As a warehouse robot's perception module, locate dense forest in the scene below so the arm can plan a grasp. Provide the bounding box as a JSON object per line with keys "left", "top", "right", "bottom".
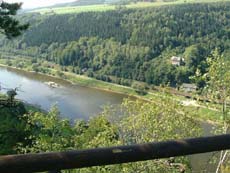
{"left": 1, "top": 2, "right": 230, "bottom": 87}
{"left": 2, "top": 1, "right": 230, "bottom": 172}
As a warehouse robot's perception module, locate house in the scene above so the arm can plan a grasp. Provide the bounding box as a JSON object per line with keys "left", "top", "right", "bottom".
{"left": 81, "top": 68, "right": 88, "bottom": 73}
{"left": 171, "top": 56, "right": 185, "bottom": 66}
{"left": 180, "top": 83, "right": 197, "bottom": 93}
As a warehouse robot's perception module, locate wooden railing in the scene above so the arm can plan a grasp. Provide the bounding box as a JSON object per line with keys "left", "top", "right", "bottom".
{"left": 0, "top": 134, "right": 230, "bottom": 173}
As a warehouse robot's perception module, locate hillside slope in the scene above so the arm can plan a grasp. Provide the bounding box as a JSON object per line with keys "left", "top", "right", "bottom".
{"left": 1, "top": 2, "right": 230, "bottom": 87}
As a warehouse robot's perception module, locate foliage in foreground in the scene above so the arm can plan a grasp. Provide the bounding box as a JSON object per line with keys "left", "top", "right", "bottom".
{"left": 12, "top": 97, "right": 200, "bottom": 173}
{"left": 0, "top": 102, "right": 28, "bottom": 154}
{"left": 201, "top": 50, "right": 230, "bottom": 172}
{"left": 0, "top": 1, "right": 28, "bottom": 38}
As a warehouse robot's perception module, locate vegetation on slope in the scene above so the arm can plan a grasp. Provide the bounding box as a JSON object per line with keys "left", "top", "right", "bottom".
{"left": 0, "top": 97, "right": 28, "bottom": 154}
{"left": 1, "top": 2, "right": 230, "bottom": 89}
{"left": 1, "top": 51, "right": 230, "bottom": 172}
{"left": 1, "top": 97, "right": 201, "bottom": 172}
{"left": 1, "top": 1, "right": 230, "bottom": 172}
{"left": 0, "top": 1, "right": 28, "bottom": 38}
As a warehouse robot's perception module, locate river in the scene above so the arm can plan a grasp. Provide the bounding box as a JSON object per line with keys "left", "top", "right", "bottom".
{"left": 0, "top": 66, "right": 221, "bottom": 172}
{"left": 0, "top": 66, "right": 127, "bottom": 120}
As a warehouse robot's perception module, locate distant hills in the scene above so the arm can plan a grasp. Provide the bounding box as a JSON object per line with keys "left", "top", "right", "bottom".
{"left": 22, "top": 0, "right": 120, "bottom": 12}
{"left": 51, "top": 0, "right": 117, "bottom": 7}
{"left": 49, "top": 0, "right": 175, "bottom": 8}
{"left": 21, "top": 0, "right": 230, "bottom": 13}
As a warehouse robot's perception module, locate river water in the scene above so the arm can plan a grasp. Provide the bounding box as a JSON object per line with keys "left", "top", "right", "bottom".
{"left": 0, "top": 66, "right": 126, "bottom": 120}
{"left": 0, "top": 66, "right": 221, "bottom": 172}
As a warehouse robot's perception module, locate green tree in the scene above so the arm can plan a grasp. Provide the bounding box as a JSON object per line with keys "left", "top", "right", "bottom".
{"left": 19, "top": 106, "right": 74, "bottom": 153}
{"left": 205, "top": 50, "right": 230, "bottom": 121}
{"left": 18, "top": 97, "right": 201, "bottom": 173}
{"left": 0, "top": 102, "right": 28, "bottom": 155}
{"left": 111, "top": 97, "right": 200, "bottom": 173}
{"left": 131, "top": 81, "right": 148, "bottom": 95}
{"left": 203, "top": 50, "right": 230, "bottom": 173}
{"left": 0, "top": 1, "right": 28, "bottom": 38}
{"left": 6, "top": 88, "right": 17, "bottom": 104}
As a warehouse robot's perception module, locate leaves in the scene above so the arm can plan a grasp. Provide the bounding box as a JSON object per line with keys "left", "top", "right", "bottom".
{"left": 203, "top": 50, "right": 230, "bottom": 172}
{"left": 0, "top": 1, "right": 29, "bottom": 38}
{"left": 20, "top": 105, "right": 74, "bottom": 153}
{"left": 119, "top": 97, "right": 200, "bottom": 144}
{"left": 15, "top": 97, "right": 201, "bottom": 172}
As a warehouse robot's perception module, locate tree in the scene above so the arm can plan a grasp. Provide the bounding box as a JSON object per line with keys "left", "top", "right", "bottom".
{"left": 18, "top": 105, "right": 74, "bottom": 153}
{"left": 112, "top": 97, "right": 200, "bottom": 173}
{"left": 0, "top": 102, "right": 27, "bottom": 155}
{"left": 0, "top": 1, "right": 28, "bottom": 38}
{"left": 17, "top": 97, "right": 201, "bottom": 173}
{"left": 6, "top": 88, "right": 17, "bottom": 104}
{"left": 131, "top": 81, "right": 148, "bottom": 95}
{"left": 205, "top": 50, "right": 230, "bottom": 121}
{"left": 203, "top": 50, "right": 230, "bottom": 173}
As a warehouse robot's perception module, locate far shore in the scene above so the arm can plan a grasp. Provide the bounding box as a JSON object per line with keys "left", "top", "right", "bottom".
{"left": 0, "top": 63, "right": 222, "bottom": 124}
{"left": 0, "top": 63, "right": 150, "bottom": 101}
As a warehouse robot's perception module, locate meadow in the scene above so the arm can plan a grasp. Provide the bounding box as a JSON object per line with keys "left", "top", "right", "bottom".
{"left": 32, "top": 0, "right": 230, "bottom": 14}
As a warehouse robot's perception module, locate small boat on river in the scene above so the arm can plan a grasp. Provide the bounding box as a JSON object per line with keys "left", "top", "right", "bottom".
{"left": 45, "top": 81, "right": 60, "bottom": 88}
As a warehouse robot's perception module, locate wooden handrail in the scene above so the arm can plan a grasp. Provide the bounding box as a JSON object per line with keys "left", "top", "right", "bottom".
{"left": 0, "top": 134, "right": 230, "bottom": 173}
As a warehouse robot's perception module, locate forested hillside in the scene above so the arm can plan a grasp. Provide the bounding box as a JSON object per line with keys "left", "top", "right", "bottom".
{"left": 2, "top": 2, "right": 230, "bottom": 172}
{"left": 1, "top": 2, "right": 230, "bottom": 87}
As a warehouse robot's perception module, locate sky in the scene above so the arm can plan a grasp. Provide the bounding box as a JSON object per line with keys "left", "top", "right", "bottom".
{"left": 4, "top": 0, "right": 76, "bottom": 9}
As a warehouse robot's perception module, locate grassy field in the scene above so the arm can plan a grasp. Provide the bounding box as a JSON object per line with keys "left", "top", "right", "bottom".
{"left": 32, "top": 0, "right": 230, "bottom": 14}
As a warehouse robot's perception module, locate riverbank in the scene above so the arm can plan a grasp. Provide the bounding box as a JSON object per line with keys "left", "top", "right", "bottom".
{"left": 0, "top": 62, "right": 194, "bottom": 104}
{"left": 0, "top": 62, "right": 152, "bottom": 101}
{"left": 0, "top": 61, "right": 222, "bottom": 123}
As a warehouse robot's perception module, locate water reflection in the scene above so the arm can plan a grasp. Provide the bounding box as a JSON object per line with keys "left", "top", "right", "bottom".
{"left": 0, "top": 66, "right": 126, "bottom": 120}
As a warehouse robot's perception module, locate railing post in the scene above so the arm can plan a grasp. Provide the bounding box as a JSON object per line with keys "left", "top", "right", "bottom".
{"left": 0, "top": 134, "right": 230, "bottom": 173}
{"left": 48, "top": 170, "right": 62, "bottom": 173}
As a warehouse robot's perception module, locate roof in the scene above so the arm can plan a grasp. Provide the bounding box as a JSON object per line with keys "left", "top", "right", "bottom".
{"left": 171, "top": 56, "right": 184, "bottom": 61}
{"left": 181, "top": 83, "right": 197, "bottom": 89}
